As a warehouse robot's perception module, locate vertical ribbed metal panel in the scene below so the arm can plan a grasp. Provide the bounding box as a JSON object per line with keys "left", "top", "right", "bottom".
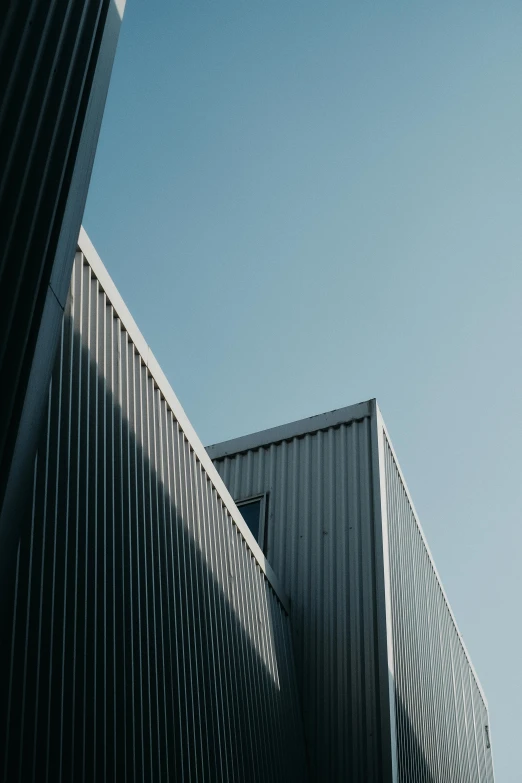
{"left": 0, "top": 0, "right": 109, "bottom": 484}
{"left": 212, "top": 417, "right": 386, "bottom": 782}
{"left": 383, "top": 432, "right": 494, "bottom": 783}
{"left": 0, "top": 249, "right": 307, "bottom": 782}
{"left": 0, "top": 0, "right": 125, "bottom": 604}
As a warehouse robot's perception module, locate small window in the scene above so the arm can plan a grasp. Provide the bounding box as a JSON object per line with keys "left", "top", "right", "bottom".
{"left": 236, "top": 494, "right": 268, "bottom": 551}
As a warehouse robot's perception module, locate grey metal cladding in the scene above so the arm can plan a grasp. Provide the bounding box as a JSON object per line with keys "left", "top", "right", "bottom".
{"left": 0, "top": 0, "right": 125, "bottom": 602}
{"left": 0, "top": 0, "right": 108, "bottom": 465}
{"left": 383, "top": 431, "right": 494, "bottom": 783}
{"left": 0, "top": 247, "right": 307, "bottom": 782}
{"left": 211, "top": 404, "right": 494, "bottom": 783}
{"left": 212, "top": 415, "right": 387, "bottom": 782}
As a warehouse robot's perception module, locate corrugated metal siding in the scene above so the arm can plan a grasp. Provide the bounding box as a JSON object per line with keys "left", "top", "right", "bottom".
{"left": 0, "top": 0, "right": 110, "bottom": 492}
{"left": 213, "top": 418, "right": 387, "bottom": 783}
{"left": 383, "top": 432, "right": 494, "bottom": 783}
{"left": 0, "top": 0, "right": 124, "bottom": 602}
{"left": 0, "top": 251, "right": 307, "bottom": 782}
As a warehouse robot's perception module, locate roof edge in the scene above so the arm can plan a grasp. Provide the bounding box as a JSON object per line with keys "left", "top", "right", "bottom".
{"left": 206, "top": 399, "right": 374, "bottom": 459}
{"left": 77, "top": 227, "right": 290, "bottom": 614}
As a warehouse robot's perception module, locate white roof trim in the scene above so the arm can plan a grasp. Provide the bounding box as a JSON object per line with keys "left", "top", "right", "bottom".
{"left": 206, "top": 400, "right": 373, "bottom": 459}
{"left": 77, "top": 227, "right": 290, "bottom": 614}
{"left": 112, "top": 0, "right": 126, "bottom": 20}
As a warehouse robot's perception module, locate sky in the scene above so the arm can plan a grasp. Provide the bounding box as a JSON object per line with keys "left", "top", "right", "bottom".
{"left": 84, "top": 1, "right": 521, "bottom": 778}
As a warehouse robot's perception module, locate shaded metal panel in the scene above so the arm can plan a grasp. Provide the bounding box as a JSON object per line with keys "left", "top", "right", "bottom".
{"left": 212, "top": 416, "right": 388, "bottom": 782}
{"left": 382, "top": 429, "right": 494, "bottom": 782}
{"left": 0, "top": 244, "right": 307, "bottom": 782}
{"left": 0, "top": 0, "right": 125, "bottom": 603}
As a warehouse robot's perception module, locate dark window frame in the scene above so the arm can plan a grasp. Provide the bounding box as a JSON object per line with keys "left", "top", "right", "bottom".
{"left": 236, "top": 492, "right": 269, "bottom": 553}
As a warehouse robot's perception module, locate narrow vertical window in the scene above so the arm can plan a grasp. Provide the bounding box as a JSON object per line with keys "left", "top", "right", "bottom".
{"left": 236, "top": 494, "right": 268, "bottom": 552}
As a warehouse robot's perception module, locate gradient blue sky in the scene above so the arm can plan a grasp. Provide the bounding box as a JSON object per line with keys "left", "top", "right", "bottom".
{"left": 84, "top": 1, "right": 521, "bottom": 778}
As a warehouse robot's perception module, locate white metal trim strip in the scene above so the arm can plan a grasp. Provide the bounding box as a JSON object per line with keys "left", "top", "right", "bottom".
{"left": 371, "top": 400, "right": 399, "bottom": 783}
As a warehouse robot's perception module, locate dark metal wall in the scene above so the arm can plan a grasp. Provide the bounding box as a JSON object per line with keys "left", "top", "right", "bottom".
{"left": 210, "top": 408, "right": 392, "bottom": 783}
{"left": 0, "top": 248, "right": 307, "bottom": 782}
{"left": 0, "top": 0, "right": 124, "bottom": 596}
{"left": 383, "top": 433, "right": 494, "bottom": 783}
{"left": 209, "top": 403, "right": 495, "bottom": 783}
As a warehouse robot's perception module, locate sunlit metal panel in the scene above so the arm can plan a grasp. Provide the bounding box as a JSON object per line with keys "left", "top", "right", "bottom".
{"left": 381, "top": 414, "right": 495, "bottom": 783}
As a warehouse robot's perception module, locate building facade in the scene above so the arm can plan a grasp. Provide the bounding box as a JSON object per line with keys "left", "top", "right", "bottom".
{"left": 208, "top": 402, "right": 495, "bottom": 783}
{"left": 0, "top": 0, "right": 127, "bottom": 605}
{"left": 0, "top": 231, "right": 308, "bottom": 783}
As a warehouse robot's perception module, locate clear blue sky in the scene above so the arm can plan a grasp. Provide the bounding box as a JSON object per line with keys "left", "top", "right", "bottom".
{"left": 84, "top": 1, "right": 521, "bottom": 778}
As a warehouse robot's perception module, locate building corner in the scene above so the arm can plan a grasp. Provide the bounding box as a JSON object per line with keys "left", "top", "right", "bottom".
{"left": 369, "top": 399, "right": 398, "bottom": 783}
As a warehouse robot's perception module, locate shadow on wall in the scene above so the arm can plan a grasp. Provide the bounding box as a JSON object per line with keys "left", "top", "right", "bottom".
{"left": 0, "top": 313, "right": 308, "bottom": 783}
{"left": 393, "top": 680, "right": 492, "bottom": 782}
{"left": 394, "top": 684, "right": 436, "bottom": 783}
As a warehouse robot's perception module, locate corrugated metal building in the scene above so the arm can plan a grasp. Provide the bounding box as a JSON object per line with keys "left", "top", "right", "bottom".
{"left": 0, "top": 230, "right": 308, "bottom": 783}
{"left": 208, "top": 401, "right": 495, "bottom": 783}
{"left": 0, "top": 0, "right": 126, "bottom": 603}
